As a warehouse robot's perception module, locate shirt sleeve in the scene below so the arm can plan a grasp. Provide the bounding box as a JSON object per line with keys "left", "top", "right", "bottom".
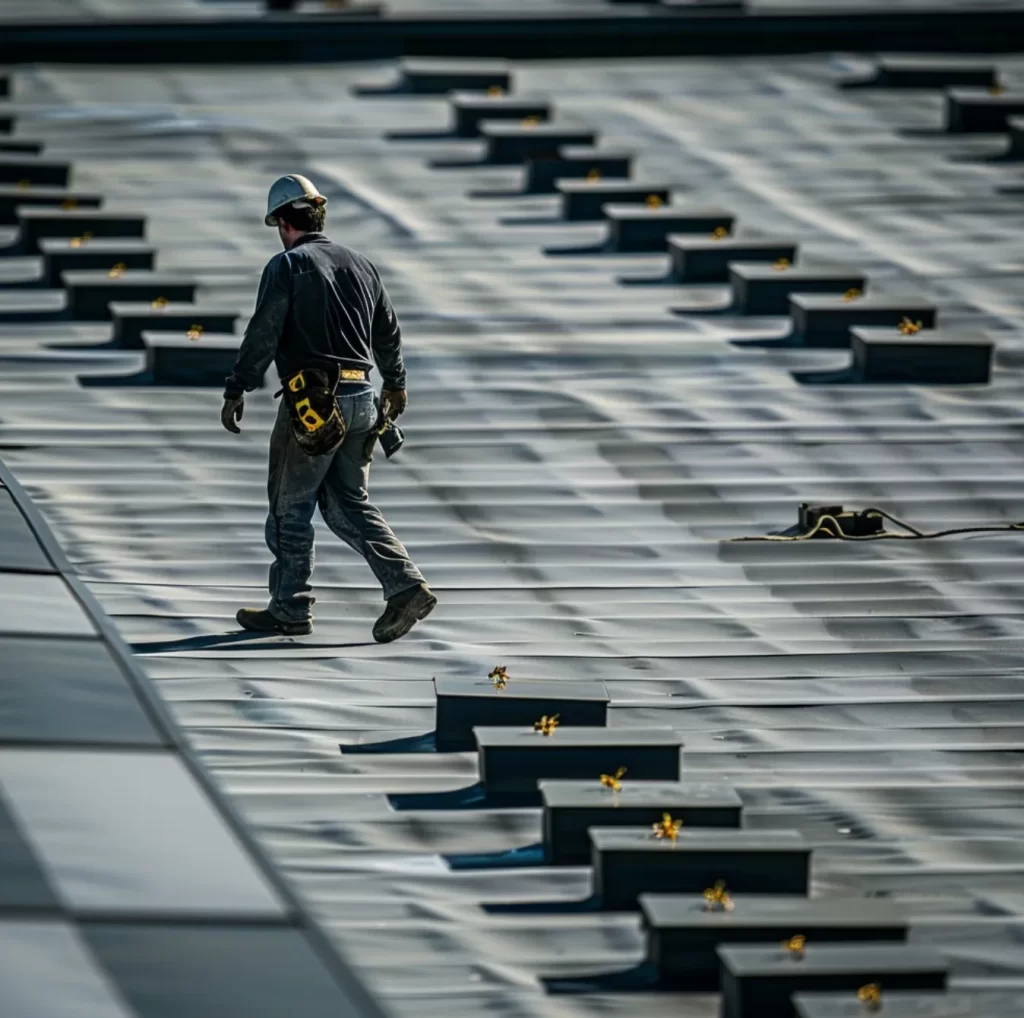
{"left": 370, "top": 277, "right": 407, "bottom": 390}
{"left": 224, "top": 255, "right": 290, "bottom": 396}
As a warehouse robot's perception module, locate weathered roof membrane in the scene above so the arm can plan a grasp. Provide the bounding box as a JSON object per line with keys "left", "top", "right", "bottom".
{"left": 2, "top": 49, "right": 1024, "bottom": 1018}
{"left": 2, "top": 2, "right": 1024, "bottom": 64}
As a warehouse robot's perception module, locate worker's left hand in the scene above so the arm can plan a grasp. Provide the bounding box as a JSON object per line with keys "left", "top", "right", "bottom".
{"left": 221, "top": 395, "right": 244, "bottom": 434}
{"left": 381, "top": 387, "right": 407, "bottom": 420}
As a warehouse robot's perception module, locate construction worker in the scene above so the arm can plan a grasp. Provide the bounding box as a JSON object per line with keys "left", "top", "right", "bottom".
{"left": 221, "top": 174, "right": 435, "bottom": 641}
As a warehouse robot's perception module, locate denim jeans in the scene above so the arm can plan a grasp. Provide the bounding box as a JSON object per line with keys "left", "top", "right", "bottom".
{"left": 265, "top": 388, "right": 424, "bottom": 622}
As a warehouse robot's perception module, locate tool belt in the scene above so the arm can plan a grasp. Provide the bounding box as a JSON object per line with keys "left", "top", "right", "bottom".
{"left": 278, "top": 366, "right": 363, "bottom": 456}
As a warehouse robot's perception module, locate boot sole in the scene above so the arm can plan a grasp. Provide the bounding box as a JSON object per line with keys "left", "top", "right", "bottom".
{"left": 236, "top": 610, "right": 312, "bottom": 637}
{"left": 373, "top": 590, "right": 437, "bottom": 644}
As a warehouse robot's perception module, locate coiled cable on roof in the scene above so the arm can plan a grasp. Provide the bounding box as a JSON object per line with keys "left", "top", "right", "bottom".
{"left": 732, "top": 507, "right": 1024, "bottom": 543}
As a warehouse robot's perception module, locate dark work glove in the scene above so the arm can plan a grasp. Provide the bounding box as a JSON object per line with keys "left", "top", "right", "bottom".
{"left": 381, "top": 387, "right": 407, "bottom": 420}
{"left": 221, "top": 395, "right": 244, "bottom": 434}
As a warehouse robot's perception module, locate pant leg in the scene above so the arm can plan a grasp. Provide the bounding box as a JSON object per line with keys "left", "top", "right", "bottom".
{"left": 265, "top": 400, "right": 334, "bottom": 621}
{"left": 317, "top": 389, "right": 425, "bottom": 601}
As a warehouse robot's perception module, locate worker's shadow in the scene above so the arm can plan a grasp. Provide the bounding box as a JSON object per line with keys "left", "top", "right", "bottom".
{"left": 130, "top": 631, "right": 374, "bottom": 654}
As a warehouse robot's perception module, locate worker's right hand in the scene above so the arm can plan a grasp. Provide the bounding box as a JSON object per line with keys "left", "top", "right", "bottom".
{"left": 221, "top": 395, "right": 244, "bottom": 434}
{"left": 381, "top": 387, "right": 407, "bottom": 420}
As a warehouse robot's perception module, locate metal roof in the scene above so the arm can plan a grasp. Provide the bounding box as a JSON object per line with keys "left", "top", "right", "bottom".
{"left": 2, "top": 48, "right": 1024, "bottom": 1018}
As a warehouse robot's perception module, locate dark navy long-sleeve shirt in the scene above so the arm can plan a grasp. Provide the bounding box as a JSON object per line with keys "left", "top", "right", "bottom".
{"left": 225, "top": 233, "right": 406, "bottom": 396}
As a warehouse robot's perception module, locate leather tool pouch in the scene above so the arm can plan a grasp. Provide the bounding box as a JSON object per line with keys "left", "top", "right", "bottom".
{"left": 280, "top": 367, "right": 346, "bottom": 456}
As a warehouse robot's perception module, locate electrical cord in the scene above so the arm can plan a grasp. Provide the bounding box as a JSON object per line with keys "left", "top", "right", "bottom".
{"left": 732, "top": 508, "right": 1024, "bottom": 543}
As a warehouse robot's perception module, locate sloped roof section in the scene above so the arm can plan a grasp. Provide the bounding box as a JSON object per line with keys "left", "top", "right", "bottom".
{"left": 2, "top": 48, "right": 1024, "bottom": 1018}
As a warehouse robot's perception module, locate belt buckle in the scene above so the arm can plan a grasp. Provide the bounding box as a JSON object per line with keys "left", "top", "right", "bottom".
{"left": 340, "top": 369, "right": 364, "bottom": 382}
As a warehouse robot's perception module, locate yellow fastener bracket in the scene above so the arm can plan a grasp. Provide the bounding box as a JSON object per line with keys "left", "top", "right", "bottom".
{"left": 783, "top": 934, "right": 806, "bottom": 959}
{"left": 651, "top": 812, "right": 683, "bottom": 841}
{"left": 16, "top": 178, "right": 30, "bottom": 191}
{"left": 60, "top": 198, "right": 78, "bottom": 210}
{"left": 521, "top": 116, "right": 539, "bottom": 127}
{"left": 586, "top": 169, "right": 601, "bottom": 182}
{"left": 897, "top": 317, "right": 922, "bottom": 335}
{"left": 988, "top": 85, "right": 1005, "bottom": 96}
{"left": 702, "top": 880, "right": 734, "bottom": 912}
{"left": 772, "top": 257, "right": 791, "bottom": 271}
{"left": 487, "top": 86, "right": 504, "bottom": 97}
{"left": 533, "top": 714, "right": 559, "bottom": 736}
{"left": 857, "top": 984, "right": 882, "bottom": 1012}
{"left": 186, "top": 324, "right": 204, "bottom": 341}
{"left": 69, "top": 232, "right": 93, "bottom": 248}
{"left": 151, "top": 296, "right": 169, "bottom": 309}
{"left": 842, "top": 288, "right": 862, "bottom": 302}
{"left": 107, "top": 262, "right": 126, "bottom": 279}
{"left": 646, "top": 194, "right": 663, "bottom": 209}
{"left": 488, "top": 665, "right": 509, "bottom": 690}
{"left": 599, "top": 766, "right": 627, "bottom": 791}
{"left": 710, "top": 226, "right": 729, "bottom": 240}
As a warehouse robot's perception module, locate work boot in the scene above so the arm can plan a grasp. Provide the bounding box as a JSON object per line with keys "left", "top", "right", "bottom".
{"left": 236, "top": 607, "right": 312, "bottom": 637}
{"left": 373, "top": 583, "right": 437, "bottom": 644}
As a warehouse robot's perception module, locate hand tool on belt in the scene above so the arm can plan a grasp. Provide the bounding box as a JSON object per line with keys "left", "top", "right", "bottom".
{"left": 364, "top": 395, "right": 406, "bottom": 460}
{"left": 277, "top": 366, "right": 365, "bottom": 456}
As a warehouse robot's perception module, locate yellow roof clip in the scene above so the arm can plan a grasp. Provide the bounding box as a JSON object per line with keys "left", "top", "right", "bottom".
{"left": 533, "top": 714, "right": 559, "bottom": 736}
{"left": 599, "top": 766, "right": 626, "bottom": 792}
{"left": 651, "top": 812, "right": 683, "bottom": 841}
{"left": 702, "top": 880, "right": 734, "bottom": 912}
{"left": 857, "top": 983, "right": 882, "bottom": 1012}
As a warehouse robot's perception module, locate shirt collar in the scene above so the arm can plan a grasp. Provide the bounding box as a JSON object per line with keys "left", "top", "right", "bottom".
{"left": 292, "top": 232, "right": 327, "bottom": 248}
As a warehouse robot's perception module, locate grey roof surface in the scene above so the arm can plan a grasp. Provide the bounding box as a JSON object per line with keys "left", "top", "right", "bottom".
{"left": 2, "top": 51, "right": 1024, "bottom": 1017}
{"left": 0, "top": 465, "right": 387, "bottom": 1018}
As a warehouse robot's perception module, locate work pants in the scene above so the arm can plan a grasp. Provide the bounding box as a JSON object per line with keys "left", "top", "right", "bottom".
{"left": 264, "top": 389, "right": 424, "bottom": 622}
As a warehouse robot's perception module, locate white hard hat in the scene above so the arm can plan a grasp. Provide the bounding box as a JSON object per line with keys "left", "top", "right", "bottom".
{"left": 265, "top": 174, "right": 327, "bottom": 226}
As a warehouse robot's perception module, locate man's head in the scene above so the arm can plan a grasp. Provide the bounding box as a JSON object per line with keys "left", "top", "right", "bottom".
{"left": 274, "top": 200, "right": 327, "bottom": 250}
{"left": 264, "top": 174, "right": 327, "bottom": 249}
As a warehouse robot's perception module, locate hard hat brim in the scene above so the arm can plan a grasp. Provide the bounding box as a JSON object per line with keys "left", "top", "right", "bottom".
{"left": 264, "top": 193, "right": 327, "bottom": 228}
